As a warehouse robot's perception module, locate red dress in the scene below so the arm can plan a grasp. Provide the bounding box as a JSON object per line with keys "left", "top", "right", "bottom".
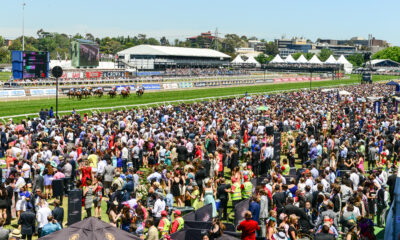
{"left": 81, "top": 166, "right": 92, "bottom": 186}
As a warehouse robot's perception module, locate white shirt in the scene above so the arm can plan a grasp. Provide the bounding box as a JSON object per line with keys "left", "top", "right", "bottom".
{"left": 152, "top": 198, "right": 166, "bottom": 218}
{"left": 22, "top": 163, "right": 31, "bottom": 179}
{"left": 350, "top": 173, "right": 360, "bottom": 191}
{"left": 97, "top": 160, "right": 107, "bottom": 175}
{"left": 37, "top": 206, "right": 52, "bottom": 228}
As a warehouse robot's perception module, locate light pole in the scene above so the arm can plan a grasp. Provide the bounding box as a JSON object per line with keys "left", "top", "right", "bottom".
{"left": 22, "top": 1, "right": 25, "bottom": 51}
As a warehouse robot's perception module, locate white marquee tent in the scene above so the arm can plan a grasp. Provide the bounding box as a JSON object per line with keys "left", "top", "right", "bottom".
{"left": 245, "top": 56, "right": 261, "bottom": 67}
{"left": 337, "top": 55, "right": 353, "bottom": 74}
{"left": 296, "top": 55, "right": 308, "bottom": 63}
{"left": 308, "top": 55, "right": 322, "bottom": 64}
{"left": 270, "top": 54, "right": 285, "bottom": 63}
{"left": 324, "top": 55, "right": 337, "bottom": 64}
{"left": 231, "top": 55, "right": 244, "bottom": 65}
{"left": 285, "top": 55, "right": 296, "bottom": 63}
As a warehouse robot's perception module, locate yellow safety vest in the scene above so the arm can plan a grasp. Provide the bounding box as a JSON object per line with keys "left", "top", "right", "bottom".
{"left": 159, "top": 217, "right": 171, "bottom": 237}
{"left": 231, "top": 182, "right": 242, "bottom": 201}
{"left": 242, "top": 181, "right": 253, "bottom": 199}
{"left": 176, "top": 217, "right": 184, "bottom": 231}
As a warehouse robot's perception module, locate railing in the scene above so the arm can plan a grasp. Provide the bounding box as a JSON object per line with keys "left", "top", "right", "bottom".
{"left": 0, "top": 82, "right": 358, "bottom": 123}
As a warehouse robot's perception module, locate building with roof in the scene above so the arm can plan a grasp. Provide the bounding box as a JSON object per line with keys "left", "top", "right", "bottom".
{"left": 187, "top": 31, "right": 216, "bottom": 48}
{"left": 365, "top": 59, "right": 400, "bottom": 68}
{"left": 117, "top": 45, "right": 231, "bottom": 70}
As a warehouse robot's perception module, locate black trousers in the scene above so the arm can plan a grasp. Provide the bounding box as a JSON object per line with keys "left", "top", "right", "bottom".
{"left": 86, "top": 208, "right": 92, "bottom": 218}
{"left": 22, "top": 234, "right": 32, "bottom": 240}
{"left": 368, "top": 159, "right": 375, "bottom": 170}
{"left": 218, "top": 198, "right": 228, "bottom": 220}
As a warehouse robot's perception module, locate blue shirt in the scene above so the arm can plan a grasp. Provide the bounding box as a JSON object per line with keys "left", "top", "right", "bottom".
{"left": 41, "top": 222, "right": 61, "bottom": 236}
{"left": 249, "top": 201, "right": 260, "bottom": 224}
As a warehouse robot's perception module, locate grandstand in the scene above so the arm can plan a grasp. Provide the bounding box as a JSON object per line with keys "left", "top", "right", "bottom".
{"left": 116, "top": 45, "right": 231, "bottom": 70}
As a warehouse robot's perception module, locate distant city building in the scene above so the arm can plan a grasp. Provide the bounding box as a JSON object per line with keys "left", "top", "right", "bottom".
{"left": 275, "top": 37, "right": 312, "bottom": 57}
{"left": 248, "top": 40, "right": 266, "bottom": 52}
{"left": 314, "top": 43, "right": 357, "bottom": 57}
{"left": 318, "top": 36, "right": 389, "bottom": 49}
{"left": 187, "top": 31, "right": 216, "bottom": 48}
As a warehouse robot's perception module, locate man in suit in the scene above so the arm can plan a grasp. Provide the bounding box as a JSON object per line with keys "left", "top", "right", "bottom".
{"left": 5, "top": 178, "right": 13, "bottom": 225}
{"left": 283, "top": 197, "right": 312, "bottom": 231}
{"left": 0, "top": 129, "right": 7, "bottom": 157}
{"left": 18, "top": 204, "right": 36, "bottom": 240}
{"left": 51, "top": 199, "right": 64, "bottom": 229}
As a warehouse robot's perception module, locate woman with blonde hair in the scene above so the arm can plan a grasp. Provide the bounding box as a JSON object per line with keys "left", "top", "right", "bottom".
{"left": 266, "top": 218, "right": 277, "bottom": 240}
{"left": 288, "top": 214, "right": 299, "bottom": 240}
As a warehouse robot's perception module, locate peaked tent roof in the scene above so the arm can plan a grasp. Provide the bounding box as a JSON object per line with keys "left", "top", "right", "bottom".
{"left": 324, "top": 55, "right": 337, "bottom": 64}
{"left": 231, "top": 55, "right": 244, "bottom": 64}
{"left": 308, "top": 55, "right": 322, "bottom": 64}
{"left": 296, "top": 55, "right": 308, "bottom": 63}
{"left": 39, "top": 217, "right": 140, "bottom": 240}
{"left": 284, "top": 55, "right": 296, "bottom": 63}
{"left": 246, "top": 56, "right": 261, "bottom": 67}
{"left": 270, "top": 54, "right": 284, "bottom": 63}
{"left": 337, "top": 55, "right": 352, "bottom": 65}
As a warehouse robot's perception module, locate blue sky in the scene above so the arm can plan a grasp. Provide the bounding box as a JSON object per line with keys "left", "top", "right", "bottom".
{"left": 1, "top": 0, "right": 399, "bottom": 45}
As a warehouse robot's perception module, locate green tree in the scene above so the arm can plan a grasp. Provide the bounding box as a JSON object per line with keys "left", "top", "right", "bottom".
{"left": 318, "top": 49, "right": 334, "bottom": 62}
{"left": 255, "top": 53, "right": 268, "bottom": 64}
{"left": 292, "top": 52, "right": 302, "bottom": 60}
{"left": 160, "top": 36, "right": 170, "bottom": 46}
{"left": 264, "top": 42, "right": 279, "bottom": 56}
{"left": 0, "top": 36, "right": 4, "bottom": 47}
{"left": 0, "top": 47, "right": 9, "bottom": 63}
{"left": 346, "top": 53, "right": 365, "bottom": 67}
{"left": 304, "top": 52, "right": 314, "bottom": 60}
{"left": 372, "top": 46, "right": 400, "bottom": 63}
{"left": 9, "top": 39, "right": 22, "bottom": 50}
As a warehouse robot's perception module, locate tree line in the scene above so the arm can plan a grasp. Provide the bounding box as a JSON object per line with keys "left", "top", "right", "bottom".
{"left": 0, "top": 29, "right": 399, "bottom": 66}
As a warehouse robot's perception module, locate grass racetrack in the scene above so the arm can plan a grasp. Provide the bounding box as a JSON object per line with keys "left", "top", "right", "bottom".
{"left": 0, "top": 74, "right": 397, "bottom": 118}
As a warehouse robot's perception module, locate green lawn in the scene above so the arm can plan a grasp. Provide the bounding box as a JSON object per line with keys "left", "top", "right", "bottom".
{"left": 0, "top": 74, "right": 397, "bottom": 119}
{"left": 0, "top": 72, "right": 11, "bottom": 81}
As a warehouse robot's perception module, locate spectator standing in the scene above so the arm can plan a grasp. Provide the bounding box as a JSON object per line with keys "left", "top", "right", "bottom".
{"left": 237, "top": 211, "right": 260, "bottom": 240}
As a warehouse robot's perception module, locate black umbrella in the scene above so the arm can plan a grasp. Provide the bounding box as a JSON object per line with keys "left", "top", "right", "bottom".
{"left": 39, "top": 217, "right": 140, "bottom": 240}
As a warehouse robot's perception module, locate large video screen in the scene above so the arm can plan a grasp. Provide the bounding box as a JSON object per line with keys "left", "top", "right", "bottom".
{"left": 23, "top": 52, "right": 48, "bottom": 78}
{"left": 79, "top": 43, "right": 99, "bottom": 67}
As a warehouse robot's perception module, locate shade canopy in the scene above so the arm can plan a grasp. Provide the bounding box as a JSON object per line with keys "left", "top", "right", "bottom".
{"left": 308, "top": 55, "right": 322, "bottom": 64}
{"left": 231, "top": 55, "right": 244, "bottom": 64}
{"left": 324, "top": 55, "right": 337, "bottom": 64}
{"left": 270, "top": 54, "right": 285, "bottom": 63}
{"left": 39, "top": 217, "right": 140, "bottom": 240}
{"left": 284, "top": 55, "right": 296, "bottom": 63}
{"left": 296, "top": 55, "right": 308, "bottom": 63}
{"left": 245, "top": 56, "right": 261, "bottom": 67}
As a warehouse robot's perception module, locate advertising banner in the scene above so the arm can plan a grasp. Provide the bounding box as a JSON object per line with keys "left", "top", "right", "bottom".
{"left": 136, "top": 71, "right": 163, "bottom": 76}
{"left": 179, "top": 82, "right": 193, "bottom": 88}
{"left": 142, "top": 84, "right": 161, "bottom": 90}
{"left": 163, "top": 83, "right": 178, "bottom": 90}
{"left": 102, "top": 71, "right": 126, "bottom": 78}
{"left": 86, "top": 71, "right": 102, "bottom": 78}
{"left": 0, "top": 90, "right": 26, "bottom": 97}
{"left": 61, "top": 72, "right": 84, "bottom": 79}
{"left": 194, "top": 82, "right": 207, "bottom": 87}
{"left": 30, "top": 89, "right": 57, "bottom": 96}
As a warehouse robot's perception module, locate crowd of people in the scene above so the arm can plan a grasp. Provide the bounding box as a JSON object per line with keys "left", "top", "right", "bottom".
{"left": 0, "top": 82, "right": 397, "bottom": 240}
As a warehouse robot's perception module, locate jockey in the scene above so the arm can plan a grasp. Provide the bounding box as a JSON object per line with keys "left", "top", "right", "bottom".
{"left": 97, "top": 87, "right": 103, "bottom": 90}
